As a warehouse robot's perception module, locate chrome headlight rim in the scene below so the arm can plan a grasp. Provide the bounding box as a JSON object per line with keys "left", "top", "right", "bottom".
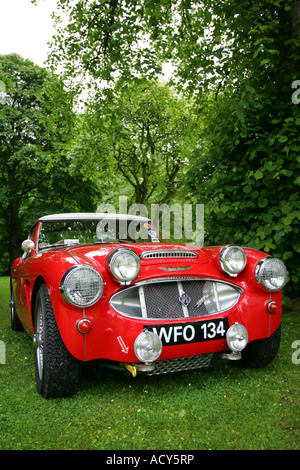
{"left": 108, "top": 248, "right": 140, "bottom": 284}
{"left": 219, "top": 245, "right": 247, "bottom": 277}
{"left": 255, "top": 257, "right": 288, "bottom": 292}
{"left": 60, "top": 265, "right": 104, "bottom": 307}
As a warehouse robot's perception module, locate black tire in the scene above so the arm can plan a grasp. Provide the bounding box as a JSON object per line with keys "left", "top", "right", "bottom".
{"left": 34, "top": 283, "right": 80, "bottom": 398}
{"left": 239, "top": 325, "right": 281, "bottom": 368}
{"left": 10, "top": 287, "right": 23, "bottom": 331}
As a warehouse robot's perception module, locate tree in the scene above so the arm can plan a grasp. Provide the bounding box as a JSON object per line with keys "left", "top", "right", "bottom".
{"left": 40, "top": 0, "right": 300, "bottom": 293}
{"left": 38, "top": 1, "right": 299, "bottom": 85}
{"left": 0, "top": 54, "right": 100, "bottom": 273}
{"left": 69, "top": 79, "right": 201, "bottom": 206}
{"left": 41, "top": 0, "right": 164, "bottom": 85}
{"left": 178, "top": 1, "right": 300, "bottom": 295}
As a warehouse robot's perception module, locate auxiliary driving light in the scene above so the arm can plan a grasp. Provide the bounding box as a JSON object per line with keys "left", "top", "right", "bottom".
{"left": 134, "top": 330, "right": 163, "bottom": 363}
{"left": 219, "top": 245, "right": 247, "bottom": 276}
{"left": 226, "top": 322, "right": 248, "bottom": 353}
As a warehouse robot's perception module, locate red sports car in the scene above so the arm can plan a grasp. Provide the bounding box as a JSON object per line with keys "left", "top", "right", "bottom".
{"left": 10, "top": 213, "right": 288, "bottom": 398}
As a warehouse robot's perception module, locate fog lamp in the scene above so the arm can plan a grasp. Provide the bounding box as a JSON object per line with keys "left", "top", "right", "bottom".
{"left": 134, "top": 330, "right": 162, "bottom": 363}
{"left": 226, "top": 323, "right": 248, "bottom": 353}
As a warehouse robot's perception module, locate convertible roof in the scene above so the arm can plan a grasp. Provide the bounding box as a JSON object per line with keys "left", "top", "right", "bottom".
{"left": 39, "top": 213, "right": 150, "bottom": 222}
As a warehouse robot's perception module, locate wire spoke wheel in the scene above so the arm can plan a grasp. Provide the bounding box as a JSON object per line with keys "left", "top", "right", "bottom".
{"left": 34, "top": 284, "right": 80, "bottom": 398}
{"left": 34, "top": 299, "right": 44, "bottom": 382}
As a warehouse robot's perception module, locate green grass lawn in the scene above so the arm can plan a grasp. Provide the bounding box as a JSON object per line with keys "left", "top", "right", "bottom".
{"left": 0, "top": 276, "right": 299, "bottom": 450}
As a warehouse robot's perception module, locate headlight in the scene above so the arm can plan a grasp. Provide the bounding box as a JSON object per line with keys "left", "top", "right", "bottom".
{"left": 226, "top": 323, "right": 248, "bottom": 352}
{"left": 108, "top": 248, "right": 140, "bottom": 283}
{"left": 219, "top": 245, "right": 247, "bottom": 276}
{"left": 60, "top": 265, "right": 103, "bottom": 307}
{"left": 134, "top": 330, "right": 162, "bottom": 363}
{"left": 255, "top": 257, "right": 288, "bottom": 292}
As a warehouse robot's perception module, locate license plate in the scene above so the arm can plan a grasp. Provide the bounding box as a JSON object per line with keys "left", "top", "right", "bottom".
{"left": 145, "top": 318, "right": 229, "bottom": 346}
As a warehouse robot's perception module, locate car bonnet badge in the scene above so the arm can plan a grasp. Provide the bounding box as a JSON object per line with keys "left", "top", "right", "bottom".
{"left": 179, "top": 292, "right": 191, "bottom": 307}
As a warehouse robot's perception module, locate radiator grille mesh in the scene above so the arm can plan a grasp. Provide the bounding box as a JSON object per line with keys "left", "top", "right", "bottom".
{"left": 110, "top": 279, "right": 241, "bottom": 320}
{"left": 143, "top": 282, "right": 184, "bottom": 319}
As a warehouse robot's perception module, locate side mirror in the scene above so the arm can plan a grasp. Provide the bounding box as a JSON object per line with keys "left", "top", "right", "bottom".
{"left": 21, "top": 239, "right": 35, "bottom": 253}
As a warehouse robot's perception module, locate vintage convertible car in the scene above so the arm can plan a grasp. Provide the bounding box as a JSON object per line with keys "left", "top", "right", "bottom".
{"left": 10, "top": 213, "right": 288, "bottom": 398}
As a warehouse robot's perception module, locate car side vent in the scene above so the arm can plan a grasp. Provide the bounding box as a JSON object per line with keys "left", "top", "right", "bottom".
{"left": 140, "top": 250, "right": 198, "bottom": 259}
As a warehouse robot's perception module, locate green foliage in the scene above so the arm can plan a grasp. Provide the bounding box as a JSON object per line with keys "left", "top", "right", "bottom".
{"left": 69, "top": 79, "right": 201, "bottom": 205}
{"left": 181, "top": 0, "right": 300, "bottom": 294}
{"left": 188, "top": 89, "right": 300, "bottom": 293}
{"left": 45, "top": 0, "right": 163, "bottom": 84}
{"left": 33, "top": 1, "right": 300, "bottom": 293}
{"left": 0, "top": 54, "right": 100, "bottom": 273}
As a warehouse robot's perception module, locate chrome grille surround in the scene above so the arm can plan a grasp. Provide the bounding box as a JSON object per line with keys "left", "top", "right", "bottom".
{"left": 110, "top": 278, "right": 243, "bottom": 320}
{"left": 140, "top": 250, "right": 198, "bottom": 259}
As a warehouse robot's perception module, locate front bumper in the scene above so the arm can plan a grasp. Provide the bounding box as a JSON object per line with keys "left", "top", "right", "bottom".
{"left": 53, "top": 275, "right": 282, "bottom": 365}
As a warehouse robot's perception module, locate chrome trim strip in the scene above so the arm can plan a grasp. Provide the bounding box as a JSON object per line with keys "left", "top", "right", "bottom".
{"left": 213, "top": 282, "right": 220, "bottom": 311}
{"left": 177, "top": 281, "right": 189, "bottom": 318}
{"left": 83, "top": 308, "right": 86, "bottom": 362}
{"left": 134, "top": 277, "right": 244, "bottom": 292}
{"left": 158, "top": 266, "right": 192, "bottom": 271}
{"left": 138, "top": 286, "right": 148, "bottom": 318}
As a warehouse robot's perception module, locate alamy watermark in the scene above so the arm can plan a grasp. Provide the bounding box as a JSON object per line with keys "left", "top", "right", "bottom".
{"left": 0, "top": 80, "right": 7, "bottom": 105}
{"left": 291, "top": 80, "right": 300, "bottom": 105}
{"left": 0, "top": 340, "right": 5, "bottom": 365}
{"left": 291, "top": 340, "right": 300, "bottom": 365}
{"left": 97, "top": 196, "right": 204, "bottom": 246}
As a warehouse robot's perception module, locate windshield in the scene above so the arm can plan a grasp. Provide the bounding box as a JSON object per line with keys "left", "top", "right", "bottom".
{"left": 37, "top": 218, "right": 161, "bottom": 251}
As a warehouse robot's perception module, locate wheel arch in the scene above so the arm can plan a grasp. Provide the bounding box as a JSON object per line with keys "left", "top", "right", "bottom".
{"left": 31, "top": 276, "right": 46, "bottom": 328}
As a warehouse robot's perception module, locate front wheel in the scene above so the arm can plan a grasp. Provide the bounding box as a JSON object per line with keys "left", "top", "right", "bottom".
{"left": 10, "top": 287, "right": 23, "bottom": 331}
{"left": 239, "top": 325, "right": 281, "bottom": 368}
{"left": 34, "top": 284, "right": 80, "bottom": 398}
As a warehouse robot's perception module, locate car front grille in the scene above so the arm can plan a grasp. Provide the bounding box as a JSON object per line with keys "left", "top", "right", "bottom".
{"left": 110, "top": 279, "right": 242, "bottom": 320}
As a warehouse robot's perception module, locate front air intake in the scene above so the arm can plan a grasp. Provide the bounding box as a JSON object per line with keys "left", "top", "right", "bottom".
{"left": 140, "top": 250, "right": 198, "bottom": 259}
{"left": 110, "top": 279, "right": 242, "bottom": 320}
